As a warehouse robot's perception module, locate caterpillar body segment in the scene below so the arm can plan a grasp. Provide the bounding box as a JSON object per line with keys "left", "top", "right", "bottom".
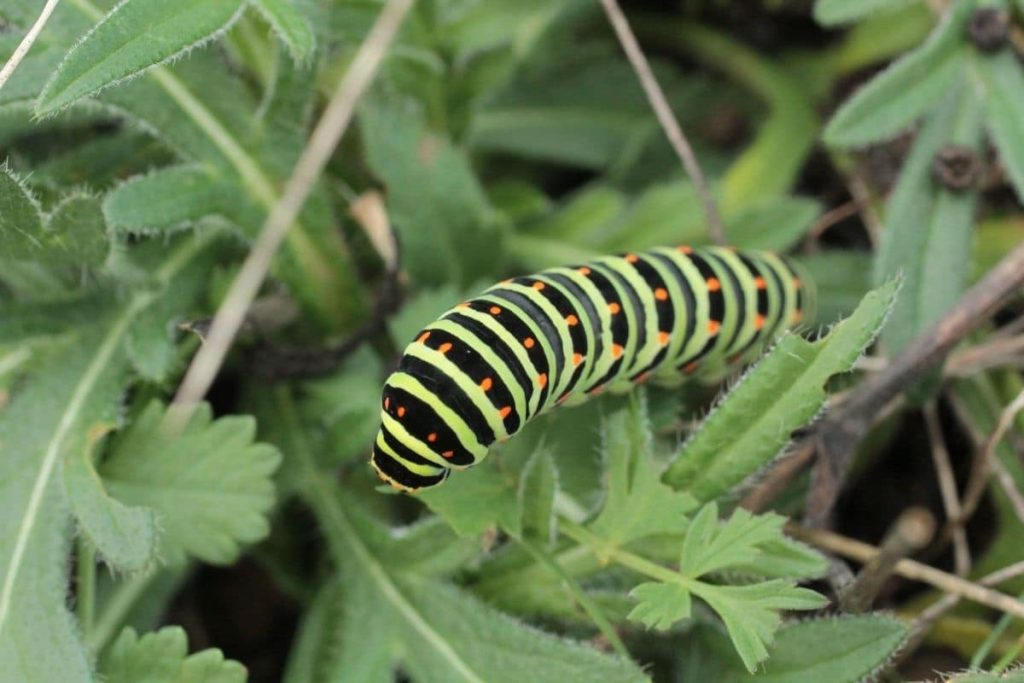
{"left": 371, "top": 246, "right": 812, "bottom": 492}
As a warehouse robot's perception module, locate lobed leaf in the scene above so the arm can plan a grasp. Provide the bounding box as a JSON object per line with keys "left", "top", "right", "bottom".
{"left": 63, "top": 423, "right": 157, "bottom": 572}
{"left": 663, "top": 279, "right": 900, "bottom": 499}
{"left": 252, "top": 0, "right": 317, "bottom": 63}
{"left": 590, "top": 395, "right": 698, "bottom": 545}
{"left": 823, "top": 0, "right": 971, "bottom": 147}
{"left": 693, "top": 581, "right": 828, "bottom": 673}
{"left": 99, "top": 626, "right": 246, "bottom": 683}
{"left": 814, "top": 0, "right": 915, "bottom": 26}
{"left": 628, "top": 582, "right": 692, "bottom": 631}
{"left": 101, "top": 401, "right": 282, "bottom": 565}
{"left": 0, "top": 166, "right": 45, "bottom": 261}
{"left": 679, "top": 503, "right": 786, "bottom": 578}
{"left": 37, "top": 0, "right": 247, "bottom": 116}
{"left": 45, "top": 193, "right": 110, "bottom": 267}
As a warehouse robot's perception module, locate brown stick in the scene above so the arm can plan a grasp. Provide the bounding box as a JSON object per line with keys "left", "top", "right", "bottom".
{"left": 787, "top": 522, "right": 1024, "bottom": 620}
{"left": 805, "top": 241, "right": 1024, "bottom": 527}
{"left": 836, "top": 507, "right": 935, "bottom": 613}
{"left": 598, "top": 0, "right": 725, "bottom": 245}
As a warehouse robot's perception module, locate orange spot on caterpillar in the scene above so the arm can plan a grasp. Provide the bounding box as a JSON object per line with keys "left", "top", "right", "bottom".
{"left": 634, "top": 372, "right": 650, "bottom": 384}
{"left": 397, "top": 406, "right": 406, "bottom": 417}
{"left": 578, "top": 267, "right": 591, "bottom": 276}
{"left": 625, "top": 253, "right": 638, "bottom": 263}
{"left": 608, "top": 302, "right": 621, "bottom": 315}
{"left": 611, "top": 344, "right": 623, "bottom": 358}
{"left": 480, "top": 377, "right": 493, "bottom": 391}
{"left": 532, "top": 281, "right": 546, "bottom": 291}
{"left": 565, "top": 314, "right": 579, "bottom": 326}
{"left": 683, "top": 361, "right": 699, "bottom": 374}
{"left": 658, "top": 331, "right": 670, "bottom": 345}
{"left": 589, "top": 385, "right": 605, "bottom": 396}
{"left": 794, "top": 278, "right": 802, "bottom": 289}
{"left": 427, "top": 433, "right": 437, "bottom": 443}
{"left": 679, "top": 246, "right": 693, "bottom": 254}
{"left": 500, "top": 278, "right": 512, "bottom": 285}
{"left": 456, "top": 302, "right": 470, "bottom": 309}
{"left": 706, "top": 278, "right": 721, "bottom": 292}
{"left": 499, "top": 406, "right": 513, "bottom": 419}
{"left": 384, "top": 397, "right": 390, "bottom": 409}
{"left": 442, "top": 450, "right": 455, "bottom": 458}
{"left": 654, "top": 288, "right": 668, "bottom": 301}
{"left": 417, "top": 332, "right": 430, "bottom": 344}
{"left": 708, "top": 320, "right": 721, "bottom": 335}
{"left": 754, "top": 314, "right": 766, "bottom": 330}
{"left": 572, "top": 353, "right": 583, "bottom": 366}
{"left": 489, "top": 306, "right": 502, "bottom": 315}
{"left": 438, "top": 342, "right": 453, "bottom": 354}
{"left": 792, "top": 309, "right": 803, "bottom": 323}
{"left": 523, "top": 337, "right": 535, "bottom": 349}
{"left": 537, "top": 373, "right": 547, "bottom": 388}
{"left": 754, "top": 276, "right": 766, "bottom": 290}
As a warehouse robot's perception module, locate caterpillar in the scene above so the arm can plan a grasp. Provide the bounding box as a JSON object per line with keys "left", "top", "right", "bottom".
{"left": 371, "top": 246, "right": 811, "bottom": 492}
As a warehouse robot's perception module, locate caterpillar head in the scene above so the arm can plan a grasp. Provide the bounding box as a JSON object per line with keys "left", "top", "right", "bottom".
{"left": 370, "top": 377, "right": 452, "bottom": 493}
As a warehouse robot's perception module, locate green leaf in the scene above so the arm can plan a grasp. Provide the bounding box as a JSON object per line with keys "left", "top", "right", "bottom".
{"left": 252, "top": 0, "right": 316, "bottom": 63}
{"left": 876, "top": 87, "right": 983, "bottom": 361}
{"left": 0, "top": 166, "right": 45, "bottom": 261}
{"left": 101, "top": 401, "right": 281, "bottom": 565}
{"left": 419, "top": 458, "right": 522, "bottom": 538}
{"left": 627, "top": 582, "right": 692, "bottom": 631}
{"left": 679, "top": 503, "right": 786, "bottom": 578}
{"left": 63, "top": 422, "right": 157, "bottom": 572}
{"left": 103, "top": 165, "right": 248, "bottom": 235}
{"left": 361, "top": 97, "right": 505, "bottom": 287}
{"left": 723, "top": 196, "right": 821, "bottom": 252}
{"left": 730, "top": 615, "right": 907, "bottom": 683}
{"left": 0, "top": 334, "right": 120, "bottom": 681}
{"left": 99, "top": 626, "right": 246, "bottom": 683}
{"left": 796, "top": 250, "right": 872, "bottom": 325}
{"left": 45, "top": 193, "right": 110, "bottom": 267}
{"left": 37, "top": 0, "right": 247, "bottom": 116}
{"left": 663, "top": 279, "right": 900, "bottom": 499}
{"left": 946, "top": 673, "right": 1024, "bottom": 683}
{"left": 971, "top": 50, "right": 1024, "bottom": 203}
{"left": 590, "top": 395, "right": 698, "bottom": 545}
{"left": 814, "top": 0, "right": 914, "bottom": 26}
{"left": 518, "top": 450, "right": 558, "bottom": 544}
{"left": 823, "top": 1, "right": 971, "bottom": 147}
{"left": 693, "top": 581, "right": 828, "bottom": 673}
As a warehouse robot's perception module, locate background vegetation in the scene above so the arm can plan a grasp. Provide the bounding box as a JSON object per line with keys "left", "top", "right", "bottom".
{"left": 2, "top": 0, "right": 1024, "bottom": 681}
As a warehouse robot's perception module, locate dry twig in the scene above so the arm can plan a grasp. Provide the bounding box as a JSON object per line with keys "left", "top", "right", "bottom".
{"left": 923, "top": 402, "right": 971, "bottom": 576}
{"left": 787, "top": 522, "right": 1024, "bottom": 620}
{"left": 168, "top": 0, "right": 414, "bottom": 423}
{"left": 806, "top": 241, "right": 1024, "bottom": 526}
{"left": 959, "top": 387, "right": 1024, "bottom": 525}
{"left": 0, "top": 0, "right": 62, "bottom": 93}
{"left": 598, "top": 0, "right": 724, "bottom": 245}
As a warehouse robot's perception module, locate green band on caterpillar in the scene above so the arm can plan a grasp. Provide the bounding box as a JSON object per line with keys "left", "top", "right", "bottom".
{"left": 371, "top": 246, "right": 813, "bottom": 492}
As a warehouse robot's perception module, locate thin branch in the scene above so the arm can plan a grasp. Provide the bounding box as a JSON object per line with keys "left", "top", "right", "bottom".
{"left": 598, "top": 0, "right": 724, "bottom": 245}
{"left": 168, "top": 0, "right": 414, "bottom": 422}
{"left": 837, "top": 507, "right": 935, "bottom": 613}
{"left": 786, "top": 522, "right": 1024, "bottom": 620}
{"left": 806, "top": 241, "right": 1024, "bottom": 526}
{"left": 960, "top": 387, "right": 1024, "bottom": 524}
{"left": 923, "top": 402, "right": 971, "bottom": 576}
{"left": 803, "top": 200, "right": 859, "bottom": 252}
{"left": 0, "top": 0, "right": 62, "bottom": 93}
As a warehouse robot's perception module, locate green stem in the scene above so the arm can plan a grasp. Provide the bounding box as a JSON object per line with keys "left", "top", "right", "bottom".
{"left": 516, "top": 536, "right": 631, "bottom": 660}
{"left": 559, "top": 518, "right": 691, "bottom": 588}
{"left": 86, "top": 570, "right": 155, "bottom": 653}
{"left": 76, "top": 538, "right": 96, "bottom": 640}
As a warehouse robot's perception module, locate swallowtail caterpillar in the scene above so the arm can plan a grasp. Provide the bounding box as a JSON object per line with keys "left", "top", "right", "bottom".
{"left": 371, "top": 246, "right": 811, "bottom": 492}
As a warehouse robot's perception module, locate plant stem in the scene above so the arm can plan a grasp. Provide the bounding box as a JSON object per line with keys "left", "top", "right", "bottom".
{"left": 86, "top": 570, "right": 155, "bottom": 652}
{"left": 517, "top": 536, "right": 631, "bottom": 660}
{"left": 559, "top": 518, "right": 691, "bottom": 588}
{"left": 0, "top": 0, "right": 62, "bottom": 93}
{"left": 76, "top": 538, "right": 96, "bottom": 641}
